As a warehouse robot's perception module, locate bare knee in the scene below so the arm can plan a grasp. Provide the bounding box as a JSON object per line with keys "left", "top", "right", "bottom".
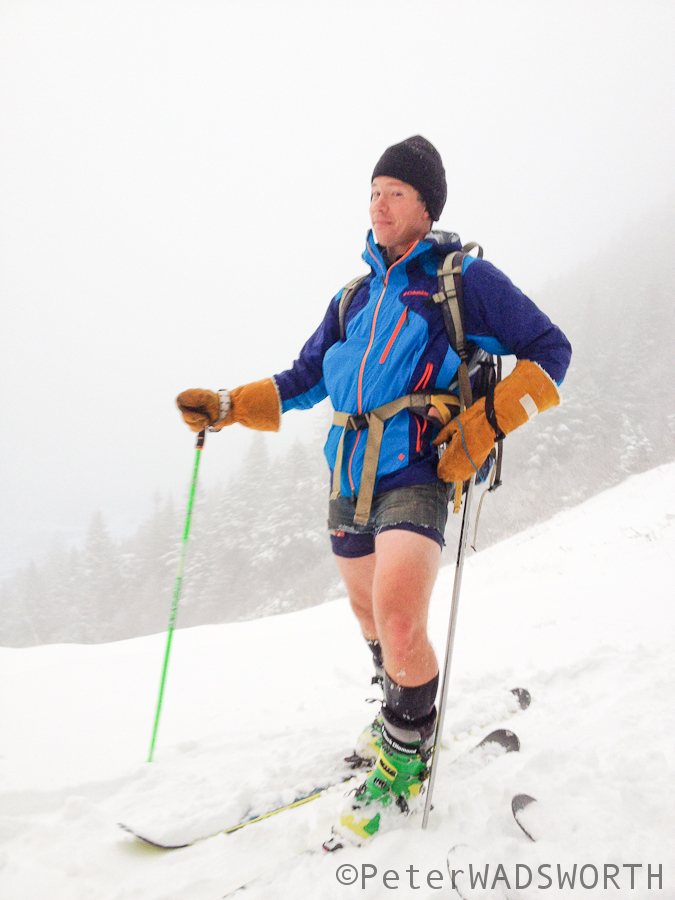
{"left": 379, "top": 611, "right": 424, "bottom": 658}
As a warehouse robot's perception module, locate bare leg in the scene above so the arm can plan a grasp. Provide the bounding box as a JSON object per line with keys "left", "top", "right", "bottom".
{"left": 334, "top": 530, "right": 441, "bottom": 686}
{"left": 372, "top": 530, "right": 440, "bottom": 686}
{"left": 335, "top": 551, "right": 377, "bottom": 640}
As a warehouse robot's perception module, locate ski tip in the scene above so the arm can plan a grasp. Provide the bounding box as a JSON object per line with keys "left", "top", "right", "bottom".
{"left": 512, "top": 793, "right": 537, "bottom": 814}
{"left": 511, "top": 687, "right": 532, "bottom": 710}
{"left": 511, "top": 794, "right": 537, "bottom": 842}
{"left": 477, "top": 728, "right": 520, "bottom": 753}
{"left": 118, "top": 822, "right": 191, "bottom": 850}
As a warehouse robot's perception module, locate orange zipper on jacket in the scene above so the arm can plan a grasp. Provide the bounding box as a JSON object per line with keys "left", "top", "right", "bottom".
{"left": 414, "top": 362, "right": 434, "bottom": 392}
{"left": 413, "top": 363, "right": 434, "bottom": 452}
{"left": 348, "top": 240, "right": 419, "bottom": 493}
{"left": 379, "top": 307, "right": 408, "bottom": 364}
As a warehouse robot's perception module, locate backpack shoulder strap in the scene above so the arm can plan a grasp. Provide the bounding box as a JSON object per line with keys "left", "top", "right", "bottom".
{"left": 338, "top": 275, "right": 367, "bottom": 342}
{"left": 431, "top": 243, "right": 482, "bottom": 412}
{"left": 434, "top": 251, "right": 467, "bottom": 358}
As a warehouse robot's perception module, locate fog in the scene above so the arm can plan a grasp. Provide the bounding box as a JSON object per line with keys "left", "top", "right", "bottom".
{"left": 2, "top": 0, "right": 675, "bottom": 575}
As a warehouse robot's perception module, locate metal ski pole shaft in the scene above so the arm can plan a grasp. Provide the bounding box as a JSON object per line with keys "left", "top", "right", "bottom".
{"left": 148, "top": 429, "right": 206, "bottom": 763}
{"left": 422, "top": 475, "right": 475, "bottom": 828}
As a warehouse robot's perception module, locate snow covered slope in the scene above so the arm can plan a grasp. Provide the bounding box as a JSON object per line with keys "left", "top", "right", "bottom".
{"left": 1, "top": 464, "right": 674, "bottom": 899}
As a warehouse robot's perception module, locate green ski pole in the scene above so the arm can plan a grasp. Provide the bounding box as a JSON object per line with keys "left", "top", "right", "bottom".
{"left": 148, "top": 428, "right": 206, "bottom": 762}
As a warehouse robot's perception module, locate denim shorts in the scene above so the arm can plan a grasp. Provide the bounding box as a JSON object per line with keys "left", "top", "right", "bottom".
{"left": 328, "top": 480, "right": 453, "bottom": 558}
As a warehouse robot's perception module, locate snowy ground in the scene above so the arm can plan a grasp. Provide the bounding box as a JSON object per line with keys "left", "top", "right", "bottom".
{"left": 1, "top": 464, "right": 674, "bottom": 899}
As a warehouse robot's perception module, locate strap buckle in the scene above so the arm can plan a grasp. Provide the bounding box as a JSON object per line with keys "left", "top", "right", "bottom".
{"left": 431, "top": 290, "right": 450, "bottom": 305}
{"left": 346, "top": 413, "right": 369, "bottom": 431}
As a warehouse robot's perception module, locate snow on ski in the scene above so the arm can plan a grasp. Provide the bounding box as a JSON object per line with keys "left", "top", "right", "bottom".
{"left": 118, "top": 774, "right": 359, "bottom": 849}
{"left": 119, "top": 686, "right": 530, "bottom": 850}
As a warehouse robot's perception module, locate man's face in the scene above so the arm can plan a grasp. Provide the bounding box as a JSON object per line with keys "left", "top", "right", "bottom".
{"left": 370, "top": 176, "right": 430, "bottom": 252}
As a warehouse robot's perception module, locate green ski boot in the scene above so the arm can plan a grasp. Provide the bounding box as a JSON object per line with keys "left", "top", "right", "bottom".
{"left": 327, "top": 709, "right": 435, "bottom": 848}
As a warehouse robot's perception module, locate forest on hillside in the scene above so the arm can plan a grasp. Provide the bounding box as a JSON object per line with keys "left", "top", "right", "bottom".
{"left": 2, "top": 204, "right": 674, "bottom": 646}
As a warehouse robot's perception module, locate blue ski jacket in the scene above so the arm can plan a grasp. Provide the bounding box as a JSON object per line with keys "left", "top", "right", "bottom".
{"left": 273, "top": 230, "right": 571, "bottom": 497}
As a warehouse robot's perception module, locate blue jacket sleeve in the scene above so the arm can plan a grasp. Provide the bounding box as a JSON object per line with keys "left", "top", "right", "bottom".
{"left": 463, "top": 259, "right": 572, "bottom": 385}
{"left": 273, "top": 294, "right": 341, "bottom": 412}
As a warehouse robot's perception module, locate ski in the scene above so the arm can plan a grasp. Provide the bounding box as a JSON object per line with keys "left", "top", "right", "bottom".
{"left": 119, "top": 686, "right": 530, "bottom": 850}
{"left": 118, "top": 774, "right": 358, "bottom": 850}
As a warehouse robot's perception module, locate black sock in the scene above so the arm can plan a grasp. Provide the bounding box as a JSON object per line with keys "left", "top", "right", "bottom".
{"left": 383, "top": 671, "right": 439, "bottom": 723}
{"left": 366, "top": 639, "right": 384, "bottom": 684}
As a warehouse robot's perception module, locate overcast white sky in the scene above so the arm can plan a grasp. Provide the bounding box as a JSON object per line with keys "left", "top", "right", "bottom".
{"left": 1, "top": 0, "right": 674, "bottom": 573}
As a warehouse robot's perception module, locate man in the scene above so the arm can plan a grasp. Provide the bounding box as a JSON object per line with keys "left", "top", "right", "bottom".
{"left": 177, "top": 136, "right": 571, "bottom": 844}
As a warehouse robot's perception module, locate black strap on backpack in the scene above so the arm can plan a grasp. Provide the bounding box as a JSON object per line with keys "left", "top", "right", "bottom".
{"left": 485, "top": 356, "right": 504, "bottom": 489}
{"left": 484, "top": 351, "right": 506, "bottom": 450}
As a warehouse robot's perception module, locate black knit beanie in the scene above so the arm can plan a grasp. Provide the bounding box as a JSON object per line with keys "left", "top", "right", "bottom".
{"left": 372, "top": 135, "right": 447, "bottom": 222}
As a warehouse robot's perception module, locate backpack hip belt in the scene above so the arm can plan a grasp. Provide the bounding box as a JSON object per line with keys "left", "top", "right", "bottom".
{"left": 331, "top": 392, "right": 460, "bottom": 526}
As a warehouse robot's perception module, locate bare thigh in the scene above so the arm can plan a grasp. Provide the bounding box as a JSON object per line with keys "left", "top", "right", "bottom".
{"left": 335, "top": 529, "right": 441, "bottom": 686}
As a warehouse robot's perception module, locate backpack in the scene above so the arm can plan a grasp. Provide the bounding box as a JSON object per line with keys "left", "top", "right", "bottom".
{"left": 337, "top": 243, "right": 504, "bottom": 513}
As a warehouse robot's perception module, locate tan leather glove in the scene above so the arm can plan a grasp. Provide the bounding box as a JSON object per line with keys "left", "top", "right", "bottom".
{"left": 433, "top": 360, "right": 560, "bottom": 483}
{"left": 176, "top": 389, "right": 222, "bottom": 432}
{"left": 176, "top": 378, "right": 281, "bottom": 434}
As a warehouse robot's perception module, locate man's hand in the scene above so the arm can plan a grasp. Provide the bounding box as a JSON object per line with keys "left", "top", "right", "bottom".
{"left": 434, "top": 360, "right": 560, "bottom": 483}
{"left": 176, "top": 389, "right": 224, "bottom": 433}
{"left": 433, "top": 405, "right": 495, "bottom": 482}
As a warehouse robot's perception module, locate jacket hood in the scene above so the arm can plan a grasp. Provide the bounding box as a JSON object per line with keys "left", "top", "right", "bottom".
{"left": 425, "top": 229, "right": 462, "bottom": 251}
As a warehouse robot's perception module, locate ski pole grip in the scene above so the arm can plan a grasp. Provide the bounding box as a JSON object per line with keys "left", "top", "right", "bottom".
{"left": 196, "top": 429, "right": 206, "bottom": 449}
